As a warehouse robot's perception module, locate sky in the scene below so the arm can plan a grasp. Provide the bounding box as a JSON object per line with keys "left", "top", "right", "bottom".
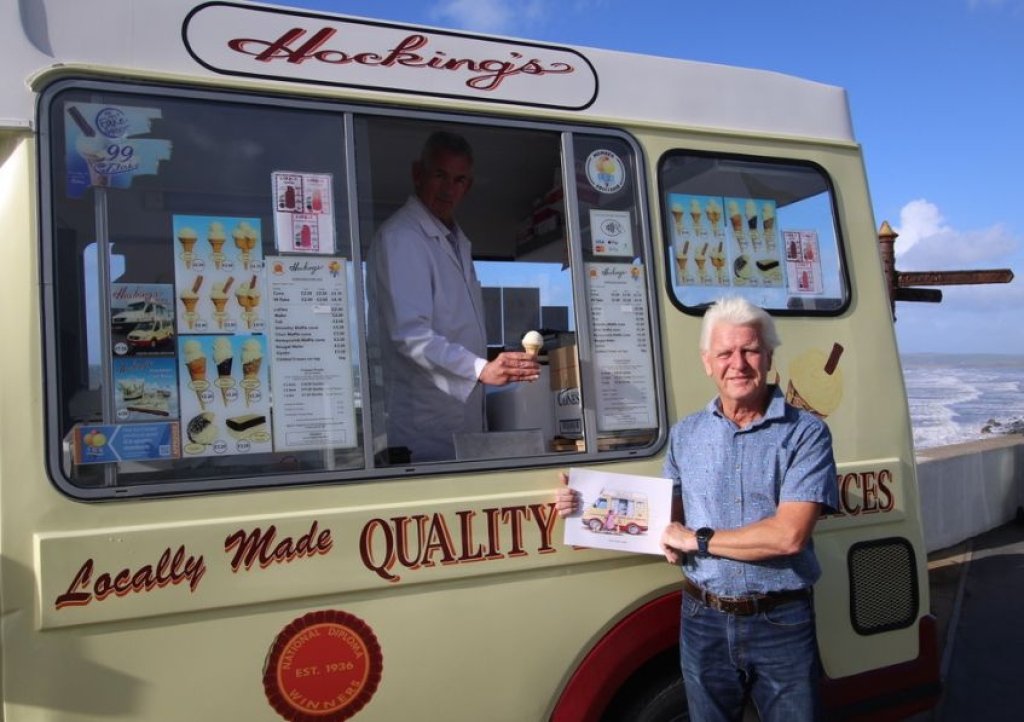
{"left": 276, "top": 0, "right": 1024, "bottom": 354}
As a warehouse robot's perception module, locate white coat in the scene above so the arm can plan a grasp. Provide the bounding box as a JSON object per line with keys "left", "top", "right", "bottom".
{"left": 366, "top": 196, "right": 487, "bottom": 461}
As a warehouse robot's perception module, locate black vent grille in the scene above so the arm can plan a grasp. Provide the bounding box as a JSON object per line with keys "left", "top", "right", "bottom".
{"left": 847, "top": 537, "right": 918, "bottom": 635}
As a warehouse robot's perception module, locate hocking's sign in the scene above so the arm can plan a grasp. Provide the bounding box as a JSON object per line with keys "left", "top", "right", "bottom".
{"left": 183, "top": 2, "right": 599, "bottom": 109}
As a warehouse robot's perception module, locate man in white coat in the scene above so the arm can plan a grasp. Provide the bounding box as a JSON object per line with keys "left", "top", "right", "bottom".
{"left": 367, "top": 131, "right": 540, "bottom": 462}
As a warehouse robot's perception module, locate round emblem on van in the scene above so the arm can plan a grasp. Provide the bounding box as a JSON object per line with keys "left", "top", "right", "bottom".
{"left": 263, "top": 610, "right": 383, "bottom": 722}
{"left": 585, "top": 149, "right": 626, "bottom": 194}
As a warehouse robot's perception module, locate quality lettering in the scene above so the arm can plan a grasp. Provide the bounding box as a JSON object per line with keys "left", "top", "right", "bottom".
{"left": 359, "top": 504, "right": 559, "bottom": 583}
{"left": 227, "top": 28, "right": 574, "bottom": 92}
{"left": 55, "top": 546, "right": 206, "bottom": 610}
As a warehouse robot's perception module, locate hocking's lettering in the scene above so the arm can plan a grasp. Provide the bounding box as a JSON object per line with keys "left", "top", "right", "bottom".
{"left": 227, "top": 28, "right": 574, "bottom": 92}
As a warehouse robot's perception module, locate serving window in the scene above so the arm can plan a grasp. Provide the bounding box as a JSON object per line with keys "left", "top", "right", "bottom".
{"left": 41, "top": 80, "right": 663, "bottom": 498}
{"left": 658, "top": 152, "right": 849, "bottom": 314}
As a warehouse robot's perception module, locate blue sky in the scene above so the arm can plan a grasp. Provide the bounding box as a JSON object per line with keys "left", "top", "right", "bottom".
{"left": 278, "top": 0, "right": 1023, "bottom": 354}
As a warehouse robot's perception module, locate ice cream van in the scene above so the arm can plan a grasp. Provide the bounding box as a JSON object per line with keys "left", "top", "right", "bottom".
{"left": 582, "top": 489, "right": 650, "bottom": 536}
{"left": 0, "top": 1, "right": 939, "bottom": 720}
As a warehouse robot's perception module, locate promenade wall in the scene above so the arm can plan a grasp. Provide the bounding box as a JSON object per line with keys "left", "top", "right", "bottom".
{"left": 915, "top": 435, "right": 1024, "bottom": 553}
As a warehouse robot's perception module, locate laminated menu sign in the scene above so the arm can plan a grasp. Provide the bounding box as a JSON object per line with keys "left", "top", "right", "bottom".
{"left": 266, "top": 256, "right": 357, "bottom": 451}
{"left": 585, "top": 263, "right": 657, "bottom": 432}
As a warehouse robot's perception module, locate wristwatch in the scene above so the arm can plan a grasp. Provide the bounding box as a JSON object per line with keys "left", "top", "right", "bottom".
{"left": 695, "top": 527, "right": 715, "bottom": 558}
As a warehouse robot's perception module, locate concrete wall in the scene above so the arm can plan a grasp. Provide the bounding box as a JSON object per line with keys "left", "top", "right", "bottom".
{"left": 915, "top": 436, "right": 1024, "bottom": 553}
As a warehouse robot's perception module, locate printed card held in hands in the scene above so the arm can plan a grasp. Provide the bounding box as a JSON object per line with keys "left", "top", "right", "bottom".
{"left": 563, "top": 468, "right": 674, "bottom": 556}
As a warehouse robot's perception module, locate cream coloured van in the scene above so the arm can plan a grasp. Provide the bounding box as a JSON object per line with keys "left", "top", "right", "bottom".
{"left": 0, "top": 2, "right": 938, "bottom": 720}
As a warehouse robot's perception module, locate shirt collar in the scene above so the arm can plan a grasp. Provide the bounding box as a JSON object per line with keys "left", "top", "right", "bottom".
{"left": 708, "top": 384, "right": 785, "bottom": 430}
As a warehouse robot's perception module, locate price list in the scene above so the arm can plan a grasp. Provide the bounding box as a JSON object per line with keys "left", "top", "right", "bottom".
{"left": 585, "top": 263, "right": 657, "bottom": 432}
{"left": 266, "top": 256, "right": 357, "bottom": 451}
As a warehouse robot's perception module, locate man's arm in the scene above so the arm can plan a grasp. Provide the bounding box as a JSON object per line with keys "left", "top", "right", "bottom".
{"left": 661, "top": 415, "right": 836, "bottom": 563}
{"left": 371, "top": 223, "right": 538, "bottom": 394}
{"left": 661, "top": 500, "right": 822, "bottom": 562}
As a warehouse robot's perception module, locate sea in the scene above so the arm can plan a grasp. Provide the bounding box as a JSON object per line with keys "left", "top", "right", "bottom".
{"left": 902, "top": 353, "right": 1024, "bottom": 450}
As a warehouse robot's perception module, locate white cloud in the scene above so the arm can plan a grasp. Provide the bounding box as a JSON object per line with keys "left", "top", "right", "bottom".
{"left": 894, "top": 199, "right": 1018, "bottom": 269}
{"left": 429, "top": 0, "right": 546, "bottom": 34}
{"left": 890, "top": 199, "right": 1022, "bottom": 353}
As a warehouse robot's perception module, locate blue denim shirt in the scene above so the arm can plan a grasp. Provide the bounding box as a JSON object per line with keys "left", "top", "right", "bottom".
{"left": 663, "top": 385, "right": 838, "bottom": 596}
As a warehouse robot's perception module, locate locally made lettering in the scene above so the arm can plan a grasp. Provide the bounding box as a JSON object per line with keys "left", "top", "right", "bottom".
{"left": 224, "top": 520, "right": 333, "bottom": 572}
{"left": 54, "top": 545, "right": 206, "bottom": 609}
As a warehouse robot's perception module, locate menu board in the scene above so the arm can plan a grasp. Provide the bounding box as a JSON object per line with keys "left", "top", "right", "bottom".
{"left": 585, "top": 263, "right": 657, "bottom": 432}
{"left": 266, "top": 256, "right": 357, "bottom": 451}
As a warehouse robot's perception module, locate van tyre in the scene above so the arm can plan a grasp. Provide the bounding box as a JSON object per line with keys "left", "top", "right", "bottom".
{"left": 602, "top": 665, "right": 688, "bottom": 722}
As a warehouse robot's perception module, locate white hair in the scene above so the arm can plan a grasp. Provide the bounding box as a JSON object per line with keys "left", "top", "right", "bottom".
{"left": 699, "top": 296, "right": 781, "bottom": 352}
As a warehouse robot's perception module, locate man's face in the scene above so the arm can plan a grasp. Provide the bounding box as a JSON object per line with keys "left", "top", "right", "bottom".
{"left": 413, "top": 148, "right": 473, "bottom": 226}
{"left": 701, "top": 322, "right": 773, "bottom": 409}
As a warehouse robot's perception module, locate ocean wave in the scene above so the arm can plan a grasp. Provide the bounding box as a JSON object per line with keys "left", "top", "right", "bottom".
{"left": 903, "top": 355, "right": 1024, "bottom": 450}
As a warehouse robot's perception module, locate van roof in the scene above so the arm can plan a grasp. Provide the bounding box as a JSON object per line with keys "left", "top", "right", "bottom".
{"left": 2, "top": 0, "right": 854, "bottom": 143}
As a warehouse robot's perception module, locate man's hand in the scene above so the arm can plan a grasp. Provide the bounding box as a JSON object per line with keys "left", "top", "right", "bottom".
{"left": 479, "top": 351, "right": 540, "bottom": 386}
{"left": 553, "top": 471, "right": 580, "bottom": 518}
{"left": 660, "top": 522, "right": 695, "bottom": 565}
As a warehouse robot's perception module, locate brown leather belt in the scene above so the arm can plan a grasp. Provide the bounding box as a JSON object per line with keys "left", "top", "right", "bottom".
{"left": 682, "top": 576, "right": 810, "bottom": 616}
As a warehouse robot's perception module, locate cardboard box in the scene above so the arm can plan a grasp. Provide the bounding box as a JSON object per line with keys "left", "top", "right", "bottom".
{"left": 548, "top": 344, "right": 583, "bottom": 438}
{"left": 549, "top": 344, "right": 580, "bottom": 391}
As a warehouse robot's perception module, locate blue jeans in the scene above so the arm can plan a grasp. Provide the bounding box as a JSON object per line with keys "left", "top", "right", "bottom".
{"left": 680, "top": 592, "right": 823, "bottom": 722}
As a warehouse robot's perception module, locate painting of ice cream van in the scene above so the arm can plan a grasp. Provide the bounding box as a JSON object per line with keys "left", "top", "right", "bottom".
{"left": 582, "top": 489, "right": 650, "bottom": 536}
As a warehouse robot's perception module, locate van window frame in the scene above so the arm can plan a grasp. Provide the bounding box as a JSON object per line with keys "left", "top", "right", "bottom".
{"left": 38, "top": 77, "right": 667, "bottom": 500}
{"left": 656, "top": 149, "right": 852, "bottom": 317}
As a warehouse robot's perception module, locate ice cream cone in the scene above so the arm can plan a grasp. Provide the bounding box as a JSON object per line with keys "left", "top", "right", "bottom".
{"left": 675, "top": 240, "right": 690, "bottom": 280}
{"left": 187, "top": 357, "right": 207, "bottom": 384}
{"left": 213, "top": 337, "right": 234, "bottom": 406}
{"left": 521, "top": 330, "right": 544, "bottom": 358}
{"left": 241, "top": 339, "right": 263, "bottom": 407}
{"left": 670, "top": 203, "right": 684, "bottom": 236}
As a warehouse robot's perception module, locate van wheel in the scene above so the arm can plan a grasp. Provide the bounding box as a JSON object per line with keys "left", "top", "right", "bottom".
{"left": 602, "top": 665, "right": 688, "bottom": 722}
{"left": 588, "top": 519, "right": 603, "bottom": 533}
{"left": 626, "top": 523, "right": 640, "bottom": 535}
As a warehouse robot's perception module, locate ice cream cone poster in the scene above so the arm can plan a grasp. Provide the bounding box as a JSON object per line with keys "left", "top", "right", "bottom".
{"left": 113, "top": 356, "right": 179, "bottom": 422}
{"left": 784, "top": 230, "right": 823, "bottom": 295}
{"left": 589, "top": 209, "right": 634, "bottom": 257}
{"left": 177, "top": 335, "right": 273, "bottom": 457}
{"left": 272, "top": 171, "right": 336, "bottom": 255}
{"left": 173, "top": 215, "right": 266, "bottom": 334}
{"left": 63, "top": 103, "right": 172, "bottom": 199}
